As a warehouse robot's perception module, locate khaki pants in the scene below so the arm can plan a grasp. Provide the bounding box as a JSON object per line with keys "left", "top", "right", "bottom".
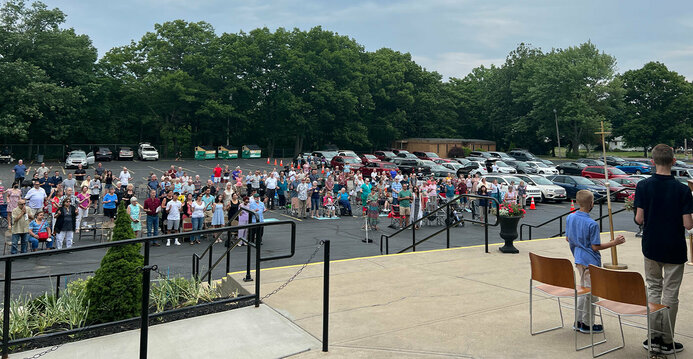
{"left": 576, "top": 264, "right": 597, "bottom": 325}
{"left": 644, "top": 257, "right": 684, "bottom": 344}
{"left": 297, "top": 199, "right": 307, "bottom": 218}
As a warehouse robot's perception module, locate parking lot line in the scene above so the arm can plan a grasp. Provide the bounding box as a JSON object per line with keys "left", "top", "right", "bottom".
{"left": 279, "top": 213, "right": 301, "bottom": 222}
{"left": 61, "top": 167, "right": 65, "bottom": 175}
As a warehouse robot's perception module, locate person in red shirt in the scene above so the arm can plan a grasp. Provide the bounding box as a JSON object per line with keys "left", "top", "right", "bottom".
{"left": 213, "top": 164, "right": 222, "bottom": 184}
{"left": 166, "top": 165, "right": 177, "bottom": 179}
{"left": 143, "top": 190, "right": 161, "bottom": 246}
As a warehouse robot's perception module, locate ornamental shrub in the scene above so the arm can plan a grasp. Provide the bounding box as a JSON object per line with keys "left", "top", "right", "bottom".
{"left": 86, "top": 203, "right": 143, "bottom": 323}
{"left": 448, "top": 146, "right": 471, "bottom": 158}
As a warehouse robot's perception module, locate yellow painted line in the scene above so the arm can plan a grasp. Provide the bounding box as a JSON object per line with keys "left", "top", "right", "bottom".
{"left": 61, "top": 168, "right": 66, "bottom": 175}
{"left": 279, "top": 213, "right": 301, "bottom": 222}
{"left": 226, "top": 230, "right": 629, "bottom": 276}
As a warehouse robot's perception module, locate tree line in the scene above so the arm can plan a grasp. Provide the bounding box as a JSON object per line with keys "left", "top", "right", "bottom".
{"left": 1, "top": 0, "right": 692, "bottom": 157}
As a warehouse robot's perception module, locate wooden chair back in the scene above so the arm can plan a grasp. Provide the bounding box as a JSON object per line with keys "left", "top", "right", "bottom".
{"left": 529, "top": 252, "right": 575, "bottom": 289}
{"left": 588, "top": 265, "right": 647, "bottom": 306}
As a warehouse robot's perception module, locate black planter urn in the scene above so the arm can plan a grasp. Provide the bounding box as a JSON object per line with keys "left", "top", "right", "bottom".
{"left": 498, "top": 216, "right": 521, "bottom": 253}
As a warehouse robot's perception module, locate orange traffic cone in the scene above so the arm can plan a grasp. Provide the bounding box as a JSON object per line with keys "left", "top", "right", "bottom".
{"left": 321, "top": 167, "right": 325, "bottom": 174}
{"left": 570, "top": 200, "right": 575, "bottom": 211}
{"left": 274, "top": 159, "right": 277, "bottom": 165}
{"left": 267, "top": 158, "right": 270, "bottom": 164}
{"left": 530, "top": 197, "right": 536, "bottom": 210}
{"left": 280, "top": 159, "right": 283, "bottom": 167}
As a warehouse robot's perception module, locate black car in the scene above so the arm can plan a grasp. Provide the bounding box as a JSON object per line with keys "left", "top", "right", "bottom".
{"left": 92, "top": 146, "right": 113, "bottom": 161}
{"left": 488, "top": 151, "right": 516, "bottom": 161}
{"left": 576, "top": 158, "right": 605, "bottom": 166}
{"left": 469, "top": 151, "right": 494, "bottom": 159}
{"left": 396, "top": 152, "right": 419, "bottom": 159}
{"left": 392, "top": 158, "right": 430, "bottom": 176}
{"left": 505, "top": 160, "right": 538, "bottom": 174}
{"left": 556, "top": 161, "right": 588, "bottom": 175}
{"left": 508, "top": 149, "right": 538, "bottom": 162}
{"left": 604, "top": 156, "right": 627, "bottom": 166}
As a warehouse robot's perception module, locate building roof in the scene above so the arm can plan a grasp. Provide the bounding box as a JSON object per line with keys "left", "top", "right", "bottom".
{"left": 397, "top": 138, "right": 496, "bottom": 145}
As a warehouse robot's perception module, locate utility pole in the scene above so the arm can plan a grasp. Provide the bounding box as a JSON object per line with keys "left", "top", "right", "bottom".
{"left": 227, "top": 94, "right": 233, "bottom": 147}
{"left": 553, "top": 109, "right": 561, "bottom": 158}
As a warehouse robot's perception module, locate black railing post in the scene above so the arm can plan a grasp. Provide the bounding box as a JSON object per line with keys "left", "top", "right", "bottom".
{"left": 192, "top": 255, "right": 198, "bottom": 281}
{"left": 484, "top": 203, "right": 489, "bottom": 253}
{"left": 599, "top": 200, "right": 603, "bottom": 231}
{"left": 255, "top": 232, "right": 261, "bottom": 307}
{"left": 2, "top": 260, "right": 12, "bottom": 359}
{"left": 226, "top": 230, "right": 231, "bottom": 275}
{"left": 208, "top": 244, "right": 213, "bottom": 286}
{"left": 140, "top": 264, "right": 156, "bottom": 359}
{"left": 559, "top": 217, "right": 563, "bottom": 237}
{"left": 322, "top": 240, "right": 330, "bottom": 352}
{"left": 529, "top": 227, "right": 532, "bottom": 241}
{"left": 244, "top": 239, "right": 253, "bottom": 282}
{"left": 55, "top": 275, "right": 61, "bottom": 299}
{"left": 412, "top": 221, "right": 416, "bottom": 252}
{"left": 446, "top": 205, "right": 451, "bottom": 248}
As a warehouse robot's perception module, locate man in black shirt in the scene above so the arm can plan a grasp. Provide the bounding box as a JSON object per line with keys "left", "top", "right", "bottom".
{"left": 74, "top": 164, "right": 86, "bottom": 182}
{"left": 635, "top": 144, "right": 693, "bottom": 355}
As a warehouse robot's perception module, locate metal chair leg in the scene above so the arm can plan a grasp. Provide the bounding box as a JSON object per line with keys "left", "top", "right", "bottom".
{"left": 530, "top": 283, "right": 565, "bottom": 335}
{"left": 667, "top": 309, "right": 677, "bottom": 359}
{"left": 592, "top": 310, "right": 625, "bottom": 358}
{"left": 577, "top": 296, "right": 606, "bottom": 351}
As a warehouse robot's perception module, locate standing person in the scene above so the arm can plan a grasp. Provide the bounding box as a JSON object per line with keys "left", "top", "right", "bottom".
{"left": 48, "top": 170, "right": 62, "bottom": 193}
{"left": 366, "top": 188, "right": 380, "bottom": 230}
{"left": 201, "top": 188, "right": 214, "bottom": 227}
{"left": 127, "top": 197, "right": 143, "bottom": 237}
{"left": 62, "top": 173, "right": 76, "bottom": 194}
{"left": 566, "top": 190, "right": 626, "bottom": 334}
{"left": 53, "top": 198, "right": 76, "bottom": 249}
{"left": 144, "top": 190, "right": 161, "bottom": 245}
{"left": 212, "top": 164, "right": 222, "bottom": 184}
{"left": 490, "top": 179, "right": 501, "bottom": 205}
{"left": 518, "top": 181, "right": 528, "bottom": 209}
{"left": 237, "top": 196, "right": 251, "bottom": 244}
{"left": 398, "top": 183, "right": 412, "bottom": 228}
{"left": 265, "top": 173, "right": 277, "bottom": 210}
{"left": 504, "top": 185, "right": 518, "bottom": 204}
{"left": 89, "top": 176, "right": 102, "bottom": 214}
{"left": 13, "top": 159, "right": 27, "bottom": 186}
{"left": 277, "top": 175, "right": 287, "bottom": 209}
{"left": 190, "top": 195, "right": 205, "bottom": 244}
{"left": 310, "top": 181, "right": 321, "bottom": 218}
{"left": 211, "top": 196, "right": 225, "bottom": 243}
{"left": 102, "top": 186, "right": 118, "bottom": 225}
{"left": 6, "top": 183, "right": 21, "bottom": 228}
{"left": 29, "top": 211, "right": 52, "bottom": 250}
{"left": 10, "top": 199, "right": 33, "bottom": 253}
{"left": 477, "top": 186, "right": 489, "bottom": 223}
{"left": 360, "top": 178, "right": 372, "bottom": 211}
{"left": 74, "top": 164, "right": 86, "bottom": 183}
{"left": 75, "top": 186, "right": 91, "bottom": 232}
{"left": 635, "top": 144, "right": 693, "bottom": 355}
{"left": 227, "top": 193, "right": 240, "bottom": 225}
{"left": 35, "top": 163, "right": 50, "bottom": 178}
{"left": 104, "top": 170, "right": 114, "bottom": 191}
{"left": 118, "top": 167, "right": 131, "bottom": 191}
{"left": 25, "top": 180, "right": 47, "bottom": 214}
{"left": 411, "top": 185, "right": 424, "bottom": 229}
{"left": 249, "top": 193, "right": 266, "bottom": 244}
{"left": 94, "top": 162, "right": 105, "bottom": 178}
{"left": 296, "top": 177, "right": 310, "bottom": 219}
{"left": 390, "top": 179, "right": 402, "bottom": 205}
{"left": 165, "top": 193, "right": 182, "bottom": 246}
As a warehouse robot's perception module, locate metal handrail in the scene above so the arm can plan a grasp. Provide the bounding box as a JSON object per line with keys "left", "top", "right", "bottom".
{"left": 519, "top": 187, "right": 631, "bottom": 241}
{"left": 380, "top": 193, "right": 501, "bottom": 255}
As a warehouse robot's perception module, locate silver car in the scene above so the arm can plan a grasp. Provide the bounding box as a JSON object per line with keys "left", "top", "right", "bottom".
{"left": 515, "top": 174, "right": 567, "bottom": 203}
{"left": 65, "top": 150, "right": 95, "bottom": 169}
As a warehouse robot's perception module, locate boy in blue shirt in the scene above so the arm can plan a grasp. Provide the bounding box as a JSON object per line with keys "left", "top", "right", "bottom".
{"left": 566, "top": 190, "right": 625, "bottom": 333}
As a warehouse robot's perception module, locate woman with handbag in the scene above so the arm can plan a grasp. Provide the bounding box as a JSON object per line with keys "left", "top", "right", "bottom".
{"left": 29, "top": 211, "right": 52, "bottom": 250}
{"left": 53, "top": 198, "right": 76, "bottom": 249}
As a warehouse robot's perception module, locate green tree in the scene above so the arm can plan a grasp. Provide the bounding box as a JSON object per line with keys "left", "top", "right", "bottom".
{"left": 616, "top": 62, "right": 693, "bottom": 154}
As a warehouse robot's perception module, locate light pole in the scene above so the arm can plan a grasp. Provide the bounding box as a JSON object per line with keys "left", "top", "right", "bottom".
{"left": 227, "top": 94, "right": 233, "bottom": 147}
{"left": 553, "top": 109, "right": 561, "bottom": 158}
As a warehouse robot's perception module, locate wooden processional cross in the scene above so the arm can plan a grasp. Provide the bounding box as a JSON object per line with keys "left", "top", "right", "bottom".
{"left": 596, "top": 121, "right": 628, "bottom": 270}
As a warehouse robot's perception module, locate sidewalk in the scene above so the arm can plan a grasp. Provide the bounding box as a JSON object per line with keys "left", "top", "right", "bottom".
{"left": 231, "top": 231, "right": 693, "bottom": 358}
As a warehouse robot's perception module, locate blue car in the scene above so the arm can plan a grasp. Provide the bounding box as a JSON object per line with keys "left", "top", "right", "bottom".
{"left": 545, "top": 175, "right": 607, "bottom": 200}
{"left": 616, "top": 161, "right": 651, "bottom": 175}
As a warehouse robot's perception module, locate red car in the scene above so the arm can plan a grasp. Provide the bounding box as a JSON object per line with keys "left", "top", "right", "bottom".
{"left": 433, "top": 158, "right": 454, "bottom": 164}
{"left": 581, "top": 166, "right": 628, "bottom": 179}
{"left": 330, "top": 156, "right": 363, "bottom": 171}
{"left": 374, "top": 150, "right": 396, "bottom": 161}
{"left": 609, "top": 177, "right": 642, "bottom": 188}
{"left": 359, "top": 154, "right": 380, "bottom": 165}
{"left": 588, "top": 179, "right": 633, "bottom": 201}
{"left": 360, "top": 161, "right": 398, "bottom": 177}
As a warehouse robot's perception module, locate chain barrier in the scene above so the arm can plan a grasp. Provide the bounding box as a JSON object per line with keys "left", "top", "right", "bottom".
{"left": 262, "top": 241, "right": 325, "bottom": 301}
{"left": 22, "top": 344, "right": 60, "bottom": 359}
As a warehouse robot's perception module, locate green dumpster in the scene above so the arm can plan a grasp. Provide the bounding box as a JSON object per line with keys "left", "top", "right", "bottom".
{"left": 217, "top": 146, "right": 230, "bottom": 159}
{"left": 242, "top": 145, "right": 262, "bottom": 159}
{"left": 194, "top": 146, "right": 206, "bottom": 160}
{"left": 228, "top": 147, "right": 239, "bottom": 159}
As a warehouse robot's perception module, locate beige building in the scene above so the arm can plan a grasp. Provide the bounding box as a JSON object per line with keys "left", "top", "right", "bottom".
{"left": 392, "top": 138, "right": 496, "bottom": 158}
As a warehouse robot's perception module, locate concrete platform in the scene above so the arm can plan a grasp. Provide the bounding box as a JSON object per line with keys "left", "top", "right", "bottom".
{"left": 230, "top": 231, "right": 693, "bottom": 358}
{"left": 13, "top": 304, "right": 320, "bottom": 359}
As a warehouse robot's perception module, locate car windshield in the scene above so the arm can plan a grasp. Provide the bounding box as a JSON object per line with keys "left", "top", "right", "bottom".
{"left": 70, "top": 152, "right": 86, "bottom": 158}
{"left": 382, "top": 163, "right": 397, "bottom": 169}
{"left": 574, "top": 177, "right": 595, "bottom": 185}
{"left": 530, "top": 176, "right": 553, "bottom": 185}
{"left": 343, "top": 157, "right": 360, "bottom": 164}
{"left": 611, "top": 157, "right": 626, "bottom": 162}
{"left": 382, "top": 152, "right": 395, "bottom": 157}
{"left": 526, "top": 162, "right": 538, "bottom": 168}
{"left": 426, "top": 152, "right": 440, "bottom": 158}
{"left": 495, "top": 161, "right": 508, "bottom": 167}
{"left": 446, "top": 163, "right": 463, "bottom": 169}
{"left": 610, "top": 168, "right": 626, "bottom": 175}
{"left": 323, "top": 152, "right": 338, "bottom": 159}
{"left": 422, "top": 160, "right": 437, "bottom": 166}
{"left": 143, "top": 147, "right": 156, "bottom": 151}
{"left": 534, "top": 162, "right": 550, "bottom": 168}
{"left": 363, "top": 154, "right": 377, "bottom": 159}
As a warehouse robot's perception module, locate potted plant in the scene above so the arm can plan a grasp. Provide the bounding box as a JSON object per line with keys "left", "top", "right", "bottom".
{"left": 625, "top": 192, "right": 642, "bottom": 237}
{"left": 496, "top": 201, "right": 526, "bottom": 253}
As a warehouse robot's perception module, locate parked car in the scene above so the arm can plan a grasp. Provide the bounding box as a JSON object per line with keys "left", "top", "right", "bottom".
{"left": 505, "top": 160, "right": 538, "bottom": 174}
{"left": 65, "top": 150, "right": 94, "bottom": 169}
{"left": 604, "top": 156, "right": 627, "bottom": 166}
{"left": 463, "top": 161, "right": 488, "bottom": 176}
{"left": 469, "top": 151, "right": 494, "bottom": 159}
{"left": 488, "top": 151, "right": 516, "bottom": 161}
{"left": 489, "top": 160, "right": 517, "bottom": 174}
{"left": 92, "top": 146, "right": 113, "bottom": 161}
{"left": 359, "top": 154, "right": 380, "bottom": 165}
{"left": 420, "top": 160, "right": 455, "bottom": 178}
{"left": 609, "top": 177, "right": 642, "bottom": 188}
{"left": 515, "top": 174, "right": 567, "bottom": 203}
{"left": 508, "top": 149, "right": 538, "bottom": 162}
{"left": 311, "top": 151, "right": 338, "bottom": 163}
{"left": 392, "top": 158, "right": 430, "bottom": 176}
{"left": 396, "top": 152, "right": 419, "bottom": 159}
{"left": 628, "top": 174, "right": 651, "bottom": 181}
{"left": 581, "top": 166, "right": 628, "bottom": 179}
{"left": 413, "top": 151, "right": 440, "bottom": 161}
{"left": 525, "top": 161, "right": 558, "bottom": 175}
{"left": 118, "top": 147, "right": 134, "bottom": 160}
{"left": 482, "top": 175, "right": 542, "bottom": 205}
{"left": 545, "top": 175, "right": 607, "bottom": 199}
{"left": 588, "top": 179, "right": 633, "bottom": 201}
{"left": 374, "top": 150, "right": 397, "bottom": 162}
{"left": 330, "top": 156, "right": 363, "bottom": 171}
{"left": 672, "top": 167, "right": 693, "bottom": 178}
{"left": 576, "top": 158, "right": 605, "bottom": 166}
{"left": 360, "top": 161, "right": 399, "bottom": 177}
{"left": 615, "top": 161, "right": 651, "bottom": 175}
{"left": 292, "top": 152, "right": 312, "bottom": 167}
{"left": 337, "top": 150, "right": 358, "bottom": 158}
{"left": 466, "top": 156, "right": 487, "bottom": 162}
{"left": 432, "top": 158, "right": 455, "bottom": 164}
{"left": 137, "top": 143, "right": 159, "bottom": 161}
{"left": 391, "top": 149, "right": 409, "bottom": 155}
{"left": 556, "top": 161, "right": 588, "bottom": 175}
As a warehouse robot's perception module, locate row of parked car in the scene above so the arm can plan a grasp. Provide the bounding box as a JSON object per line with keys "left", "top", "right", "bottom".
{"left": 64, "top": 143, "right": 159, "bottom": 168}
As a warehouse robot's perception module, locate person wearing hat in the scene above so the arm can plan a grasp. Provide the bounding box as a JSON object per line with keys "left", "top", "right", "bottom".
{"left": 249, "top": 193, "right": 267, "bottom": 244}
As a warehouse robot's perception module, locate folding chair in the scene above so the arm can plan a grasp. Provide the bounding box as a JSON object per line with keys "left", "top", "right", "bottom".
{"left": 588, "top": 265, "right": 677, "bottom": 358}
{"left": 79, "top": 216, "right": 98, "bottom": 241}
{"left": 529, "top": 252, "right": 604, "bottom": 351}
{"left": 389, "top": 205, "right": 401, "bottom": 228}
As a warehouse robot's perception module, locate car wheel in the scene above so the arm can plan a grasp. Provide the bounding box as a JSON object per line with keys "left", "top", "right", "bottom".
{"left": 635, "top": 170, "right": 641, "bottom": 175}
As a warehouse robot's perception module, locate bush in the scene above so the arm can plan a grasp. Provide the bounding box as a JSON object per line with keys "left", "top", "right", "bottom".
{"left": 448, "top": 146, "right": 471, "bottom": 158}
{"left": 86, "top": 204, "right": 143, "bottom": 323}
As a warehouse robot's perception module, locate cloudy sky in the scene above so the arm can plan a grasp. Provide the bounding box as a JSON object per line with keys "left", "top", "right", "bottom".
{"left": 44, "top": 0, "right": 693, "bottom": 80}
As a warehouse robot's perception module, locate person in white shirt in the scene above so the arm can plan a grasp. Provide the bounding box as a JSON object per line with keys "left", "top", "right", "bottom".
{"left": 119, "top": 167, "right": 132, "bottom": 190}
{"left": 165, "top": 192, "right": 182, "bottom": 246}
{"left": 265, "top": 174, "right": 278, "bottom": 209}
{"left": 491, "top": 163, "right": 499, "bottom": 173}
{"left": 25, "top": 181, "right": 47, "bottom": 212}
{"left": 35, "top": 163, "right": 50, "bottom": 178}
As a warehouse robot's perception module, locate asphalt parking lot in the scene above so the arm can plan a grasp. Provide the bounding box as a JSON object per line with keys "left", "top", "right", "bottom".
{"left": 1, "top": 158, "right": 634, "bottom": 296}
